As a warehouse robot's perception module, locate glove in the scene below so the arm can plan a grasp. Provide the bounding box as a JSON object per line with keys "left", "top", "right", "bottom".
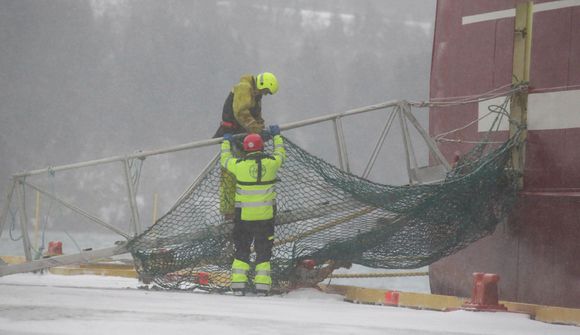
{"left": 269, "top": 124, "right": 280, "bottom": 136}
{"left": 223, "top": 133, "right": 233, "bottom": 142}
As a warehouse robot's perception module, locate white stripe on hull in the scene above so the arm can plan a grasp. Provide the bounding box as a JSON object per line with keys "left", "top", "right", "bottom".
{"left": 463, "top": 0, "right": 580, "bottom": 25}
{"left": 478, "top": 89, "right": 580, "bottom": 132}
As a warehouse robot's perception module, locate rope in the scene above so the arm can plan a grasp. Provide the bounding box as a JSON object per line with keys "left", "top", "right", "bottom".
{"left": 329, "top": 271, "right": 429, "bottom": 279}
{"left": 129, "top": 157, "right": 144, "bottom": 191}
{"left": 274, "top": 206, "right": 376, "bottom": 246}
{"left": 433, "top": 95, "right": 514, "bottom": 143}
{"left": 411, "top": 83, "right": 525, "bottom": 108}
{"left": 8, "top": 207, "right": 21, "bottom": 241}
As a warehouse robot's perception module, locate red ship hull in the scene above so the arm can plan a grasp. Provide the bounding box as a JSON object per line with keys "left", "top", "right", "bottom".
{"left": 429, "top": 0, "right": 580, "bottom": 308}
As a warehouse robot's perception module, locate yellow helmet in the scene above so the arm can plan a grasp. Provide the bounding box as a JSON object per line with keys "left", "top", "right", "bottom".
{"left": 256, "top": 72, "right": 279, "bottom": 94}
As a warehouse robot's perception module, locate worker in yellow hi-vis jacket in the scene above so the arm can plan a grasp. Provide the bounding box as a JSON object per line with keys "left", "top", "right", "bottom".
{"left": 220, "top": 125, "right": 285, "bottom": 295}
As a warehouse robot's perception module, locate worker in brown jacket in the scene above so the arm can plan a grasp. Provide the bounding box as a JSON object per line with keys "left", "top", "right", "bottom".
{"left": 213, "top": 72, "right": 279, "bottom": 138}
{"left": 214, "top": 72, "right": 279, "bottom": 220}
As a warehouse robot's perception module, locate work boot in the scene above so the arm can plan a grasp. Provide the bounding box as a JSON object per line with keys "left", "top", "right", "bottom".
{"left": 255, "top": 289, "right": 270, "bottom": 297}
{"left": 232, "top": 288, "right": 246, "bottom": 296}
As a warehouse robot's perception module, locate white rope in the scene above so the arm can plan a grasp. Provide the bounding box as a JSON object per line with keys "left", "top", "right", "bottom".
{"left": 410, "top": 83, "right": 525, "bottom": 109}
{"left": 429, "top": 92, "right": 516, "bottom": 143}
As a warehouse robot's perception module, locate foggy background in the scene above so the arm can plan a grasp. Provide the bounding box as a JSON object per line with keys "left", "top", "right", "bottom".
{"left": 0, "top": 0, "right": 436, "bottom": 253}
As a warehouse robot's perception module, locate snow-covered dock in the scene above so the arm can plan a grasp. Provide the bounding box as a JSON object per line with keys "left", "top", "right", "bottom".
{"left": 0, "top": 273, "right": 577, "bottom": 335}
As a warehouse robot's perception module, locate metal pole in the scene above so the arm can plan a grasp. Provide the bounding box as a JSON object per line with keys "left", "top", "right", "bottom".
{"left": 123, "top": 158, "right": 141, "bottom": 236}
{"left": 13, "top": 100, "right": 402, "bottom": 179}
{"left": 13, "top": 140, "right": 222, "bottom": 179}
{"left": 333, "top": 118, "right": 350, "bottom": 172}
{"left": 510, "top": 1, "right": 533, "bottom": 189}
{"left": 363, "top": 109, "right": 397, "bottom": 179}
{"left": 152, "top": 193, "right": 159, "bottom": 226}
{"left": 15, "top": 179, "right": 33, "bottom": 261}
{"left": 0, "top": 178, "right": 17, "bottom": 239}
{"left": 398, "top": 106, "right": 414, "bottom": 185}
{"left": 402, "top": 114, "right": 418, "bottom": 170}
{"left": 34, "top": 191, "right": 40, "bottom": 252}
{"left": 0, "top": 243, "right": 129, "bottom": 277}
{"left": 401, "top": 102, "right": 451, "bottom": 170}
{"left": 281, "top": 100, "right": 401, "bottom": 131}
{"left": 22, "top": 180, "right": 130, "bottom": 239}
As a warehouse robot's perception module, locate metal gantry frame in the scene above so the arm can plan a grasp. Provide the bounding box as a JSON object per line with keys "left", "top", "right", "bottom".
{"left": 0, "top": 100, "right": 450, "bottom": 276}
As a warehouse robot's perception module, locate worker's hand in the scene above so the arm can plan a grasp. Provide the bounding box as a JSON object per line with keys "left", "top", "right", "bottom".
{"left": 223, "top": 133, "right": 233, "bottom": 142}
{"left": 269, "top": 124, "right": 280, "bottom": 136}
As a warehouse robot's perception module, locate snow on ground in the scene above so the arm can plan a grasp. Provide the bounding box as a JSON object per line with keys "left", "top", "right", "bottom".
{"left": 0, "top": 273, "right": 577, "bottom": 335}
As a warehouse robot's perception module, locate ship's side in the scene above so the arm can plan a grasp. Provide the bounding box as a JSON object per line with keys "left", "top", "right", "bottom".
{"left": 429, "top": 0, "right": 580, "bottom": 308}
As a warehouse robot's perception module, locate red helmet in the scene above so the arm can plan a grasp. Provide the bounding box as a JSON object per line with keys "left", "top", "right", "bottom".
{"left": 243, "top": 133, "right": 264, "bottom": 152}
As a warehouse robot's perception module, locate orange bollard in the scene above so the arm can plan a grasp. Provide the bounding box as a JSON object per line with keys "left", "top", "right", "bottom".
{"left": 462, "top": 272, "right": 507, "bottom": 311}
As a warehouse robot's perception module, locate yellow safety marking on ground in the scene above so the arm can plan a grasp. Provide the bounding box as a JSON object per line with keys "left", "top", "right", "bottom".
{"left": 322, "top": 284, "right": 580, "bottom": 327}
{"left": 2, "top": 255, "right": 579, "bottom": 327}
{"left": 398, "top": 291, "right": 464, "bottom": 310}
{"left": 79, "top": 262, "right": 136, "bottom": 270}
{"left": 330, "top": 271, "right": 429, "bottom": 279}
{"left": 49, "top": 265, "right": 138, "bottom": 278}
{"left": 501, "top": 301, "right": 540, "bottom": 316}
{"left": 0, "top": 255, "right": 26, "bottom": 264}
{"left": 343, "top": 286, "right": 387, "bottom": 305}
{"left": 534, "top": 306, "right": 580, "bottom": 326}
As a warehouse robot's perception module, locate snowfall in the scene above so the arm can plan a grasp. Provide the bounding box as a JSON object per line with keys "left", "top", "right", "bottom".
{"left": 0, "top": 271, "right": 578, "bottom": 335}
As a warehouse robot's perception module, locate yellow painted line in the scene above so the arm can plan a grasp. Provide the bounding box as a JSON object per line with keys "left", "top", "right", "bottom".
{"left": 344, "top": 286, "right": 387, "bottom": 305}
{"left": 79, "top": 262, "right": 135, "bottom": 270}
{"left": 0, "top": 255, "right": 26, "bottom": 265}
{"left": 399, "top": 291, "right": 464, "bottom": 311}
{"left": 322, "top": 284, "right": 580, "bottom": 327}
{"left": 49, "top": 266, "right": 138, "bottom": 279}
{"left": 330, "top": 271, "right": 429, "bottom": 279}
{"left": 535, "top": 306, "right": 580, "bottom": 326}
{"left": 501, "top": 301, "right": 541, "bottom": 316}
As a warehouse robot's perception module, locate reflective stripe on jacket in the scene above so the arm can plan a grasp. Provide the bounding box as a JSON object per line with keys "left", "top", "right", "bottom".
{"left": 221, "top": 135, "right": 286, "bottom": 221}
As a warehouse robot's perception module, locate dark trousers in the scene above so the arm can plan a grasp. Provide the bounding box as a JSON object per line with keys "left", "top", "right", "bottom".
{"left": 233, "top": 208, "right": 275, "bottom": 264}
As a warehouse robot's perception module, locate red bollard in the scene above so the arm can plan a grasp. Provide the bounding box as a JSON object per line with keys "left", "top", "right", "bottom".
{"left": 384, "top": 290, "right": 400, "bottom": 306}
{"left": 46, "top": 241, "right": 63, "bottom": 257}
{"left": 198, "top": 272, "right": 209, "bottom": 286}
{"left": 462, "top": 272, "right": 507, "bottom": 311}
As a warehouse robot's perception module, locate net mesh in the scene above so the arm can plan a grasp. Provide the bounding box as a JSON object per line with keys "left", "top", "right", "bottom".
{"left": 127, "top": 128, "right": 520, "bottom": 292}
